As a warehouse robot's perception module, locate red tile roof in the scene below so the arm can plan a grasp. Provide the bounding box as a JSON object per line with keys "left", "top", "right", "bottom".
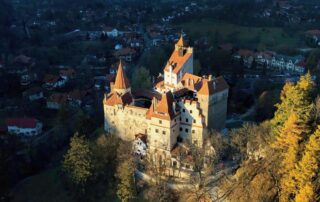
{"left": 105, "top": 92, "right": 133, "bottom": 106}
{"left": 6, "top": 118, "right": 37, "bottom": 128}
{"left": 306, "top": 30, "right": 320, "bottom": 36}
{"left": 59, "top": 68, "right": 75, "bottom": 78}
{"left": 48, "top": 93, "right": 68, "bottom": 104}
{"left": 43, "top": 74, "right": 61, "bottom": 84}
{"left": 149, "top": 91, "right": 176, "bottom": 120}
{"left": 13, "top": 55, "right": 32, "bottom": 65}
{"left": 197, "top": 76, "right": 229, "bottom": 96}
{"left": 237, "top": 49, "right": 255, "bottom": 57}
{"left": 114, "top": 60, "right": 130, "bottom": 90}
{"left": 164, "top": 51, "right": 193, "bottom": 74}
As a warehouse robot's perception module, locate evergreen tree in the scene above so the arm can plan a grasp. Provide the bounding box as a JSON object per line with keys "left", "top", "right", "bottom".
{"left": 63, "top": 133, "right": 94, "bottom": 190}
{"left": 131, "top": 66, "right": 152, "bottom": 90}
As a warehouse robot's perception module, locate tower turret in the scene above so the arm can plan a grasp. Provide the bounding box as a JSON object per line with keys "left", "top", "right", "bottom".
{"left": 113, "top": 60, "right": 131, "bottom": 95}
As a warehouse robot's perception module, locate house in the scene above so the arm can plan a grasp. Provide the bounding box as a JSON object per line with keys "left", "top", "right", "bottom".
{"left": 270, "top": 54, "right": 304, "bottom": 72}
{"left": 114, "top": 48, "right": 137, "bottom": 62}
{"left": 233, "top": 49, "right": 255, "bottom": 67}
{"left": 23, "top": 87, "right": 44, "bottom": 101}
{"left": 46, "top": 93, "right": 68, "bottom": 109}
{"left": 67, "top": 89, "right": 89, "bottom": 108}
{"left": 43, "top": 74, "right": 67, "bottom": 89}
{"left": 104, "top": 28, "right": 122, "bottom": 37}
{"left": 13, "top": 55, "right": 33, "bottom": 66}
{"left": 6, "top": 118, "right": 43, "bottom": 136}
{"left": 218, "top": 43, "right": 234, "bottom": 53}
{"left": 305, "top": 30, "right": 320, "bottom": 47}
{"left": 59, "top": 68, "right": 75, "bottom": 80}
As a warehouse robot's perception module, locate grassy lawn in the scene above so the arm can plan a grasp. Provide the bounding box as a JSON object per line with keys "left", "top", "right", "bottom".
{"left": 175, "top": 19, "right": 304, "bottom": 50}
{"left": 12, "top": 167, "right": 74, "bottom": 202}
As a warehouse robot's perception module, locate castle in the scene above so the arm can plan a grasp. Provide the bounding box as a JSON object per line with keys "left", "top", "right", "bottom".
{"left": 104, "top": 36, "right": 229, "bottom": 155}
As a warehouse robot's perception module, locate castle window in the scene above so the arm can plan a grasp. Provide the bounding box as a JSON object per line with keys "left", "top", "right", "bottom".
{"left": 182, "top": 109, "right": 185, "bottom": 113}
{"left": 180, "top": 127, "right": 182, "bottom": 131}
{"left": 155, "top": 129, "right": 159, "bottom": 133}
{"left": 162, "top": 131, "right": 166, "bottom": 135}
{"left": 186, "top": 118, "right": 189, "bottom": 123}
{"left": 193, "top": 120, "right": 196, "bottom": 123}
{"left": 159, "top": 120, "right": 162, "bottom": 124}
{"left": 185, "top": 128, "right": 188, "bottom": 133}
{"left": 192, "top": 130, "right": 195, "bottom": 134}
{"left": 172, "top": 161, "right": 177, "bottom": 168}
{"left": 190, "top": 110, "right": 192, "bottom": 114}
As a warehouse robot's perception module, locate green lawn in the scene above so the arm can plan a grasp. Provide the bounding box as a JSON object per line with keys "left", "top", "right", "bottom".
{"left": 12, "top": 167, "right": 74, "bottom": 202}
{"left": 176, "top": 19, "right": 304, "bottom": 50}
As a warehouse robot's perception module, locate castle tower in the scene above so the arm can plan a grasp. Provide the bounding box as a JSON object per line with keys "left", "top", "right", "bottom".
{"left": 197, "top": 77, "right": 229, "bottom": 130}
{"left": 148, "top": 91, "right": 180, "bottom": 152}
{"left": 162, "top": 35, "right": 194, "bottom": 90}
{"left": 113, "top": 60, "right": 131, "bottom": 95}
{"left": 175, "top": 34, "right": 185, "bottom": 51}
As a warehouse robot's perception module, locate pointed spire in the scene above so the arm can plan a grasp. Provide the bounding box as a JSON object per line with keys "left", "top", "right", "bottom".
{"left": 176, "top": 34, "right": 184, "bottom": 47}
{"left": 114, "top": 60, "right": 130, "bottom": 90}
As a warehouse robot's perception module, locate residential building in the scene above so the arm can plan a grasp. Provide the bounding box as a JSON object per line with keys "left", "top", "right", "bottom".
{"left": 6, "top": 118, "right": 43, "bottom": 136}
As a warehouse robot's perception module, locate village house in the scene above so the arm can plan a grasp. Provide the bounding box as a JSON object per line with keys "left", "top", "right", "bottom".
{"left": 103, "top": 28, "right": 123, "bottom": 38}
{"left": 305, "top": 30, "right": 320, "bottom": 47}
{"left": 59, "top": 68, "right": 76, "bottom": 81}
{"left": 46, "top": 93, "right": 68, "bottom": 109}
{"left": 114, "top": 48, "right": 137, "bottom": 62}
{"left": 67, "top": 89, "right": 90, "bottom": 108}
{"left": 23, "top": 87, "right": 44, "bottom": 101}
{"left": 6, "top": 118, "right": 43, "bottom": 136}
{"left": 43, "top": 74, "right": 67, "bottom": 89}
{"left": 234, "top": 49, "right": 306, "bottom": 74}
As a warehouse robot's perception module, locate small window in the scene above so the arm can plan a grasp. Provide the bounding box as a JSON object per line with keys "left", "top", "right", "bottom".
{"left": 186, "top": 118, "right": 189, "bottom": 123}
{"left": 155, "top": 129, "right": 159, "bottom": 133}
{"left": 180, "top": 117, "right": 181, "bottom": 121}
{"left": 185, "top": 128, "right": 188, "bottom": 133}
{"left": 186, "top": 164, "right": 190, "bottom": 169}
{"left": 182, "top": 109, "right": 185, "bottom": 112}
{"left": 180, "top": 127, "right": 182, "bottom": 131}
{"left": 190, "top": 110, "right": 192, "bottom": 114}
{"left": 162, "top": 131, "right": 166, "bottom": 135}
{"left": 159, "top": 120, "right": 162, "bottom": 124}
{"left": 192, "top": 130, "right": 195, "bottom": 134}
{"left": 175, "top": 119, "right": 177, "bottom": 122}
{"left": 172, "top": 161, "right": 177, "bottom": 168}
{"left": 193, "top": 120, "right": 196, "bottom": 123}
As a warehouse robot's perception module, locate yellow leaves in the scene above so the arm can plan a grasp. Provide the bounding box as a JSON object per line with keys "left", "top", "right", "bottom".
{"left": 294, "top": 183, "right": 314, "bottom": 202}
{"left": 297, "top": 72, "right": 315, "bottom": 92}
